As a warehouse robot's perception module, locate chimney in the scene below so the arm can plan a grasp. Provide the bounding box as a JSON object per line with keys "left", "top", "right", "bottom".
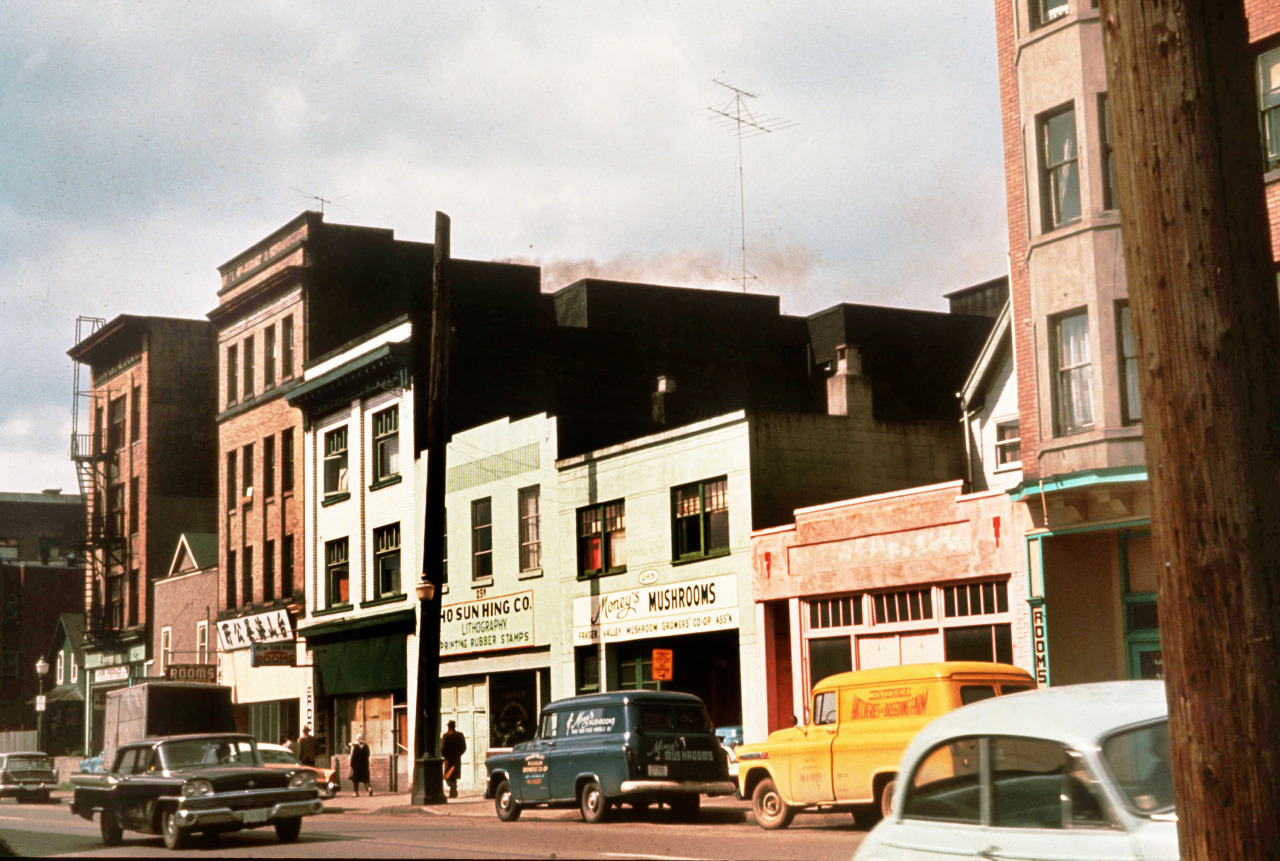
{"left": 826, "top": 345, "right": 873, "bottom": 417}
{"left": 652, "top": 375, "right": 676, "bottom": 424}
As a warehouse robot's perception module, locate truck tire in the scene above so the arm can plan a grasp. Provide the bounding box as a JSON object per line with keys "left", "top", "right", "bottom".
{"left": 494, "top": 780, "right": 522, "bottom": 822}
{"left": 751, "top": 778, "right": 795, "bottom": 830}
{"left": 162, "top": 809, "right": 190, "bottom": 850}
{"left": 877, "top": 777, "right": 897, "bottom": 820}
{"left": 274, "top": 817, "right": 302, "bottom": 843}
{"left": 100, "top": 809, "right": 124, "bottom": 846}
{"left": 579, "top": 781, "right": 609, "bottom": 824}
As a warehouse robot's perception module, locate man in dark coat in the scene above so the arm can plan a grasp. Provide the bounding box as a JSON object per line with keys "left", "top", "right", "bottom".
{"left": 298, "top": 725, "right": 318, "bottom": 766}
{"left": 441, "top": 720, "right": 467, "bottom": 798}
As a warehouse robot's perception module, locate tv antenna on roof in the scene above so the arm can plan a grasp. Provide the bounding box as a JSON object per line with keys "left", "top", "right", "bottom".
{"left": 289, "top": 188, "right": 353, "bottom": 216}
{"left": 706, "top": 80, "right": 798, "bottom": 291}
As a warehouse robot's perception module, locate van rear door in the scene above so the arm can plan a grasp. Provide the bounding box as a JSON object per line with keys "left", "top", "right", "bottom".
{"left": 635, "top": 703, "right": 722, "bottom": 782}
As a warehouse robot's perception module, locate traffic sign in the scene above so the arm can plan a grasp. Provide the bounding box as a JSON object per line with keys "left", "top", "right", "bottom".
{"left": 652, "top": 648, "right": 673, "bottom": 681}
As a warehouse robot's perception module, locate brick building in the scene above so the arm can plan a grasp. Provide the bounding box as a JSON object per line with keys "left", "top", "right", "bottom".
{"left": 66, "top": 315, "right": 218, "bottom": 752}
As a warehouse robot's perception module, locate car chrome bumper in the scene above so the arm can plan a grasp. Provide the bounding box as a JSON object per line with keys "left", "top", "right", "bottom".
{"left": 0, "top": 781, "right": 56, "bottom": 791}
{"left": 618, "top": 780, "right": 738, "bottom": 796}
{"left": 174, "top": 798, "right": 323, "bottom": 828}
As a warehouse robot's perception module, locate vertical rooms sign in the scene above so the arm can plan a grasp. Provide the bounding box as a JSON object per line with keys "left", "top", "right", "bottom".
{"left": 441, "top": 590, "right": 535, "bottom": 655}
{"left": 573, "top": 574, "right": 738, "bottom": 644}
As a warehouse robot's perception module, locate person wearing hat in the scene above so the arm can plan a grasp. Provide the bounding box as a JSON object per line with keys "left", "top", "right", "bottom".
{"left": 440, "top": 720, "right": 467, "bottom": 798}
{"left": 348, "top": 734, "right": 372, "bottom": 797}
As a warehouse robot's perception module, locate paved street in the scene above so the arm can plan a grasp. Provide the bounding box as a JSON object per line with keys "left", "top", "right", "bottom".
{"left": 0, "top": 792, "right": 867, "bottom": 859}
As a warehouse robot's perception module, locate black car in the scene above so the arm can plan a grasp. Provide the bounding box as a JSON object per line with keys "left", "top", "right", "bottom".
{"left": 0, "top": 752, "right": 58, "bottom": 804}
{"left": 70, "top": 733, "right": 323, "bottom": 849}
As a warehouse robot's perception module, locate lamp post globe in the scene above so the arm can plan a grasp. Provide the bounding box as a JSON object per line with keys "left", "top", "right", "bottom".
{"left": 34, "top": 657, "right": 49, "bottom": 753}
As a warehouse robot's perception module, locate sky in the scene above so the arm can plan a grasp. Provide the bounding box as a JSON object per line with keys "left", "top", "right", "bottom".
{"left": 1, "top": 1, "right": 1010, "bottom": 495}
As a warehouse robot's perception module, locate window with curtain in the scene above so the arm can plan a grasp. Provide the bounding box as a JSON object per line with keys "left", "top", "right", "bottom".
{"left": 1053, "top": 310, "right": 1094, "bottom": 434}
{"left": 519, "top": 486, "right": 541, "bottom": 571}
{"left": 1040, "top": 105, "right": 1080, "bottom": 230}
{"left": 1117, "top": 303, "right": 1141, "bottom": 425}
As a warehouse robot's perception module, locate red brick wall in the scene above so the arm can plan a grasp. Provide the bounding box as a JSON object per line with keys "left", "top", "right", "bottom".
{"left": 1247, "top": 0, "right": 1280, "bottom": 43}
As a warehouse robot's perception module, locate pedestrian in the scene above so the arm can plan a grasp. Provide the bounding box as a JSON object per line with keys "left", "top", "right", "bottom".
{"left": 441, "top": 720, "right": 466, "bottom": 798}
{"left": 298, "top": 725, "right": 317, "bottom": 766}
{"left": 348, "top": 734, "right": 372, "bottom": 797}
{"left": 286, "top": 733, "right": 300, "bottom": 758}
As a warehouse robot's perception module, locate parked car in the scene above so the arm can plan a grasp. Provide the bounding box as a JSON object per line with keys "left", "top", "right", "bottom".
{"left": 258, "top": 742, "right": 340, "bottom": 799}
{"left": 70, "top": 733, "right": 324, "bottom": 849}
{"left": 737, "top": 661, "right": 1035, "bottom": 829}
{"left": 0, "top": 752, "right": 58, "bottom": 803}
{"left": 485, "top": 690, "right": 736, "bottom": 823}
{"left": 854, "top": 680, "right": 1176, "bottom": 861}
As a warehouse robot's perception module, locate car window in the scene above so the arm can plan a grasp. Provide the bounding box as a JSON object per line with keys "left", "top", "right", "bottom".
{"left": 1100, "top": 719, "right": 1174, "bottom": 814}
{"left": 961, "top": 685, "right": 996, "bottom": 705}
{"left": 160, "top": 738, "right": 256, "bottom": 769}
{"left": 115, "top": 749, "right": 139, "bottom": 775}
{"left": 134, "top": 749, "right": 160, "bottom": 775}
{"left": 813, "top": 692, "right": 838, "bottom": 726}
{"left": 902, "top": 738, "right": 983, "bottom": 823}
{"left": 990, "top": 737, "right": 1108, "bottom": 829}
{"left": 8, "top": 755, "right": 53, "bottom": 769}
{"left": 539, "top": 712, "right": 558, "bottom": 740}
{"left": 260, "top": 748, "right": 299, "bottom": 765}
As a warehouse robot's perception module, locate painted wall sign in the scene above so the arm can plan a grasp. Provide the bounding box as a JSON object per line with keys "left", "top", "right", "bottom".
{"left": 94, "top": 666, "right": 130, "bottom": 684}
{"left": 572, "top": 574, "right": 738, "bottom": 645}
{"left": 216, "top": 608, "right": 294, "bottom": 651}
{"left": 165, "top": 663, "right": 217, "bottom": 683}
{"left": 440, "top": 590, "right": 535, "bottom": 655}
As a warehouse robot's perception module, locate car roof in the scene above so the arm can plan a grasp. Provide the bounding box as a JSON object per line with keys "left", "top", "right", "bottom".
{"left": 129, "top": 733, "right": 257, "bottom": 747}
{"left": 813, "top": 662, "right": 1034, "bottom": 693}
{"left": 904, "top": 680, "right": 1167, "bottom": 762}
{"left": 547, "top": 690, "right": 706, "bottom": 709}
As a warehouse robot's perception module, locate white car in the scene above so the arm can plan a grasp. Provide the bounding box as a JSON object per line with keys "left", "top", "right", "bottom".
{"left": 855, "top": 681, "right": 1177, "bottom": 861}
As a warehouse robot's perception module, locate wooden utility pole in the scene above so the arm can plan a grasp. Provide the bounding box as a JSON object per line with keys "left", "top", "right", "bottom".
{"left": 1098, "top": 2, "right": 1280, "bottom": 857}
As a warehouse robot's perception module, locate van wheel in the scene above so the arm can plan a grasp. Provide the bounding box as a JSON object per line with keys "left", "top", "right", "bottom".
{"left": 877, "top": 777, "right": 897, "bottom": 819}
{"left": 751, "top": 778, "right": 794, "bottom": 830}
{"left": 580, "top": 781, "right": 610, "bottom": 824}
{"left": 495, "top": 780, "right": 522, "bottom": 822}
{"left": 100, "top": 809, "right": 124, "bottom": 846}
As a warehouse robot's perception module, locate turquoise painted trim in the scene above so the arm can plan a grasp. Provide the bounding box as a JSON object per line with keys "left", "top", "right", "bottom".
{"left": 1008, "top": 465, "right": 1149, "bottom": 502}
{"left": 1028, "top": 517, "right": 1151, "bottom": 539}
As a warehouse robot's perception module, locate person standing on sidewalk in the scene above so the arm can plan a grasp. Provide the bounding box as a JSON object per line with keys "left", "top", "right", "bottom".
{"left": 441, "top": 721, "right": 466, "bottom": 798}
{"left": 348, "top": 734, "right": 372, "bottom": 797}
{"left": 298, "top": 726, "right": 317, "bottom": 766}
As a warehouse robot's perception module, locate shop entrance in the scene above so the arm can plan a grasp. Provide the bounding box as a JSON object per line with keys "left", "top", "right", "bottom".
{"left": 612, "top": 629, "right": 741, "bottom": 729}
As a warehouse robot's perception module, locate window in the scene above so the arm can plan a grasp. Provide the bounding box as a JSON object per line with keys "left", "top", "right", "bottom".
{"left": 809, "top": 596, "right": 862, "bottom": 628}
{"left": 1117, "top": 303, "right": 1141, "bottom": 424}
{"left": 471, "top": 498, "right": 493, "bottom": 581}
{"left": 1039, "top": 105, "right": 1081, "bottom": 230}
{"left": 1260, "top": 48, "right": 1280, "bottom": 169}
{"left": 0, "top": 538, "right": 16, "bottom": 560}
{"left": 281, "top": 535, "right": 295, "bottom": 599}
{"left": 226, "top": 344, "right": 238, "bottom": 406}
{"left": 578, "top": 500, "right": 626, "bottom": 576}
{"left": 995, "top": 421, "right": 1021, "bottom": 467}
{"left": 196, "top": 620, "right": 209, "bottom": 665}
{"left": 281, "top": 428, "right": 294, "bottom": 493}
{"left": 160, "top": 627, "right": 172, "bottom": 675}
{"left": 242, "top": 545, "right": 253, "bottom": 607}
{"left": 70, "top": 655, "right": 78, "bottom": 683}
{"left": 992, "top": 737, "right": 1109, "bottom": 828}
{"left": 1031, "top": 0, "right": 1069, "bottom": 29}
{"left": 374, "top": 523, "right": 401, "bottom": 599}
{"left": 1099, "top": 94, "right": 1118, "bottom": 209}
{"left": 1053, "top": 309, "right": 1094, "bottom": 434}
{"left": 518, "top": 486, "right": 541, "bottom": 571}
{"left": 108, "top": 395, "right": 126, "bottom": 452}
{"left": 575, "top": 645, "right": 600, "bottom": 694}
{"left": 225, "top": 550, "right": 236, "bottom": 608}
{"left": 106, "top": 573, "right": 125, "bottom": 627}
{"left": 225, "top": 450, "right": 236, "bottom": 510}
{"left": 107, "top": 482, "right": 124, "bottom": 538}
{"left": 263, "top": 435, "right": 275, "bottom": 498}
{"left": 903, "top": 739, "right": 983, "bottom": 822}
{"left": 813, "top": 691, "right": 838, "bottom": 726}
{"left": 128, "top": 568, "right": 139, "bottom": 626}
{"left": 264, "top": 325, "right": 276, "bottom": 388}
{"left": 945, "top": 624, "right": 1014, "bottom": 663}
{"left": 323, "top": 427, "right": 349, "bottom": 496}
{"left": 282, "top": 315, "right": 294, "bottom": 379}
{"left": 372, "top": 406, "right": 399, "bottom": 482}
{"left": 129, "top": 476, "right": 139, "bottom": 534}
{"left": 672, "top": 477, "right": 729, "bottom": 561}
{"left": 264, "top": 539, "right": 276, "bottom": 603}
{"left": 130, "top": 384, "right": 141, "bottom": 443}
{"left": 873, "top": 588, "right": 933, "bottom": 624}
{"left": 325, "top": 538, "right": 350, "bottom": 607}
{"left": 56, "top": 651, "right": 65, "bottom": 685}
{"left": 242, "top": 335, "right": 255, "bottom": 399}
{"left": 242, "top": 443, "right": 254, "bottom": 501}
{"left": 943, "top": 581, "right": 1009, "bottom": 617}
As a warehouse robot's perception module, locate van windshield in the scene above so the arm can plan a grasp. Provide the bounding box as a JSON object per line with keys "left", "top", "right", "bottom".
{"left": 639, "top": 705, "right": 711, "bottom": 733}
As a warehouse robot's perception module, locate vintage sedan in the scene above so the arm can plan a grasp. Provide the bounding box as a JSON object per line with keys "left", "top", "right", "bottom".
{"left": 854, "top": 680, "right": 1176, "bottom": 861}
{"left": 70, "top": 733, "right": 323, "bottom": 849}
{"left": 0, "top": 752, "right": 58, "bottom": 803}
{"left": 258, "top": 742, "right": 340, "bottom": 799}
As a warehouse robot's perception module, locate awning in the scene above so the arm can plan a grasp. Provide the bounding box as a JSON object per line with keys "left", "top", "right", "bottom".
{"left": 313, "top": 633, "right": 409, "bottom": 697}
{"left": 27, "top": 683, "right": 85, "bottom": 706}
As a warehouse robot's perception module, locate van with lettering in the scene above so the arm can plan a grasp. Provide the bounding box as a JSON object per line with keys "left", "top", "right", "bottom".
{"left": 484, "top": 690, "right": 736, "bottom": 823}
{"left": 736, "top": 662, "right": 1035, "bottom": 829}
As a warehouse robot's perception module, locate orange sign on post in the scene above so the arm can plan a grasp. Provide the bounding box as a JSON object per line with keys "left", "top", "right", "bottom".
{"left": 652, "top": 648, "right": 673, "bottom": 681}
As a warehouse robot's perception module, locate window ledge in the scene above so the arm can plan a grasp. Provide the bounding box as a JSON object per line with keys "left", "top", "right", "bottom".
{"left": 672, "top": 549, "right": 731, "bottom": 567}
{"left": 369, "top": 474, "right": 403, "bottom": 492}
{"left": 471, "top": 577, "right": 494, "bottom": 590}
{"left": 518, "top": 568, "right": 543, "bottom": 581}
{"left": 1266, "top": 166, "right": 1280, "bottom": 186}
{"left": 360, "top": 593, "right": 406, "bottom": 609}
{"left": 321, "top": 491, "right": 351, "bottom": 507}
{"left": 311, "top": 603, "right": 353, "bottom": 618}
{"left": 578, "top": 567, "right": 626, "bottom": 581}
{"left": 993, "top": 463, "right": 1023, "bottom": 474}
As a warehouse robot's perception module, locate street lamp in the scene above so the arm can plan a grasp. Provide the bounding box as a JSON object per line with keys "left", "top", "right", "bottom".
{"left": 34, "top": 657, "right": 49, "bottom": 753}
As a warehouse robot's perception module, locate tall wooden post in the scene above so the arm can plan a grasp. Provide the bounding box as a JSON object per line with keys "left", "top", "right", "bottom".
{"left": 411, "top": 211, "right": 450, "bottom": 806}
{"left": 1098, "top": 2, "right": 1280, "bottom": 857}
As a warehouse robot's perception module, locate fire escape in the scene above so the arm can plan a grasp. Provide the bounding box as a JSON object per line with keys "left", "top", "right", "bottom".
{"left": 69, "top": 316, "right": 130, "bottom": 650}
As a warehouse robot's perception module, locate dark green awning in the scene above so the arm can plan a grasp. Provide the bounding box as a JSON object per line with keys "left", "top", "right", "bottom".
{"left": 309, "top": 609, "right": 415, "bottom": 697}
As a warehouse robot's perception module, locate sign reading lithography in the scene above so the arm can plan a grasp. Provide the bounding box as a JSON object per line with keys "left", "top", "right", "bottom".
{"left": 441, "top": 590, "right": 535, "bottom": 655}
{"left": 572, "top": 574, "right": 738, "bottom": 644}
{"left": 216, "top": 608, "right": 293, "bottom": 651}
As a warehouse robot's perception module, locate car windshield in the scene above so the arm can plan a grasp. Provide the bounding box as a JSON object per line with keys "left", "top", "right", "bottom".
{"left": 259, "top": 748, "right": 300, "bottom": 765}
{"left": 159, "top": 738, "right": 259, "bottom": 770}
{"left": 6, "top": 756, "right": 52, "bottom": 769}
{"left": 1100, "top": 719, "right": 1174, "bottom": 814}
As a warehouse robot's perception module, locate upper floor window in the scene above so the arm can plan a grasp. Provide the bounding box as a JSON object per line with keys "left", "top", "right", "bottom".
{"left": 518, "top": 486, "right": 541, "bottom": 571}
{"left": 108, "top": 395, "right": 126, "bottom": 452}
{"left": 441, "top": 510, "right": 449, "bottom": 585}
{"left": 1099, "top": 94, "right": 1118, "bottom": 210}
{"left": 263, "top": 435, "right": 276, "bottom": 499}
{"left": 225, "top": 550, "right": 236, "bottom": 608}
{"left": 226, "top": 344, "right": 238, "bottom": 407}
{"left": 1039, "top": 105, "right": 1081, "bottom": 230}
{"left": 130, "top": 384, "right": 141, "bottom": 443}
{"left": 324, "top": 427, "right": 349, "bottom": 497}
{"left": 374, "top": 523, "right": 401, "bottom": 599}
{"left": 995, "top": 420, "right": 1021, "bottom": 467}
{"left": 471, "top": 498, "right": 493, "bottom": 581}
{"left": 1259, "top": 47, "right": 1280, "bottom": 170}
{"left": 129, "top": 476, "right": 139, "bottom": 534}
{"left": 281, "top": 427, "right": 295, "bottom": 494}
{"left": 1053, "top": 309, "right": 1095, "bottom": 434}
{"left": 873, "top": 587, "right": 933, "bottom": 624}
{"left": 264, "top": 325, "right": 277, "bottom": 388}
{"left": 672, "top": 477, "right": 729, "bottom": 561}
{"left": 1031, "top": 0, "right": 1069, "bottom": 29}
{"left": 325, "top": 537, "right": 350, "bottom": 607}
{"left": 225, "top": 450, "right": 236, "bottom": 510}
{"left": 242, "top": 442, "right": 254, "bottom": 501}
{"left": 70, "top": 654, "right": 78, "bottom": 683}
{"left": 196, "top": 620, "right": 208, "bottom": 665}
{"left": 578, "top": 500, "right": 626, "bottom": 577}
{"left": 282, "top": 315, "right": 295, "bottom": 379}
{"left": 56, "top": 651, "right": 65, "bottom": 685}
{"left": 1117, "top": 303, "right": 1142, "bottom": 425}
{"left": 160, "top": 627, "right": 172, "bottom": 675}
{"left": 264, "top": 539, "right": 276, "bottom": 603}
{"left": 372, "top": 406, "right": 399, "bottom": 482}
{"left": 242, "top": 335, "right": 255, "bottom": 400}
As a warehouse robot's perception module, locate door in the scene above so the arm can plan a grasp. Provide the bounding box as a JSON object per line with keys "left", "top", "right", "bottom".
{"left": 788, "top": 690, "right": 836, "bottom": 804}
{"left": 440, "top": 678, "right": 487, "bottom": 790}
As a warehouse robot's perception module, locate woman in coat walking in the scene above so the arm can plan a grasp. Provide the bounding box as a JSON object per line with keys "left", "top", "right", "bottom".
{"left": 348, "top": 734, "right": 372, "bottom": 797}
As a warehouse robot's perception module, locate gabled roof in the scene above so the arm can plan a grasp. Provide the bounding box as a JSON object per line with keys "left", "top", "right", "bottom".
{"left": 168, "top": 532, "right": 218, "bottom": 576}
{"left": 959, "top": 299, "right": 1012, "bottom": 411}
{"left": 53, "top": 612, "right": 84, "bottom": 652}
